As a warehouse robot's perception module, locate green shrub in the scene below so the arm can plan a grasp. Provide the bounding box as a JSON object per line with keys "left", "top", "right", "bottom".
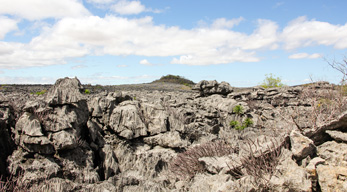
{"left": 233, "top": 105, "right": 244, "bottom": 115}
{"left": 260, "top": 73, "right": 284, "bottom": 88}
{"left": 230, "top": 120, "right": 239, "bottom": 127}
{"left": 35, "top": 90, "right": 46, "bottom": 95}
{"left": 84, "top": 89, "right": 90, "bottom": 94}
{"left": 230, "top": 118, "right": 253, "bottom": 131}
{"left": 243, "top": 118, "right": 253, "bottom": 127}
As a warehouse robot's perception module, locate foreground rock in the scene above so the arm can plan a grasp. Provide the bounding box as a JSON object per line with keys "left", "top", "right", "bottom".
{"left": 0, "top": 78, "right": 346, "bottom": 192}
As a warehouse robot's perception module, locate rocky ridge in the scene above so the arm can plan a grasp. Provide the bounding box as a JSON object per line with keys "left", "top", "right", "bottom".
{"left": 0, "top": 77, "right": 346, "bottom": 191}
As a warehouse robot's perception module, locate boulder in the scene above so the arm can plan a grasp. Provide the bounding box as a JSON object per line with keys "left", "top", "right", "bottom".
{"left": 290, "top": 130, "right": 316, "bottom": 161}
{"left": 325, "top": 130, "right": 347, "bottom": 142}
{"left": 193, "top": 80, "right": 233, "bottom": 96}
{"left": 317, "top": 141, "right": 347, "bottom": 167}
{"left": 143, "top": 131, "right": 189, "bottom": 148}
{"left": 45, "top": 77, "right": 84, "bottom": 105}
{"left": 316, "top": 165, "right": 347, "bottom": 192}
{"left": 109, "top": 101, "right": 147, "bottom": 139}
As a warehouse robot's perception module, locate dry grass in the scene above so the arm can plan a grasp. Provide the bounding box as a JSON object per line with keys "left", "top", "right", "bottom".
{"left": 291, "top": 84, "right": 347, "bottom": 131}
{"left": 228, "top": 137, "right": 285, "bottom": 191}
{"left": 168, "top": 140, "right": 236, "bottom": 180}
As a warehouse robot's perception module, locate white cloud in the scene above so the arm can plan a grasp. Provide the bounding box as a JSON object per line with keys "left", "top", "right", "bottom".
{"left": 282, "top": 16, "right": 347, "bottom": 49}
{"left": 139, "top": 59, "right": 162, "bottom": 66}
{"left": 117, "top": 64, "right": 128, "bottom": 67}
{"left": 0, "top": 16, "right": 279, "bottom": 68}
{"left": 111, "top": 0, "right": 146, "bottom": 15}
{"left": 0, "top": 0, "right": 90, "bottom": 20}
{"left": 211, "top": 17, "right": 244, "bottom": 29}
{"left": 2, "top": 14, "right": 347, "bottom": 68}
{"left": 0, "top": 17, "right": 18, "bottom": 39}
{"left": 140, "top": 59, "right": 151, "bottom": 65}
{"left": 0, "top": 76, "right": 57, "bottom": 84}
{"left": 289, "top": 52, "right": 322, "bottom": 59}
{"left": 71, "top": 64, "right": 87, "bottom": 69}
{"left": 87, "top": 0, "right": 116, "bottom": 4}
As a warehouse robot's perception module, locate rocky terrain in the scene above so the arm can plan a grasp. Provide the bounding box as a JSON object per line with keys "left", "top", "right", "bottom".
{"left": 0, "top": 77, "right": 346, "bottom": 191}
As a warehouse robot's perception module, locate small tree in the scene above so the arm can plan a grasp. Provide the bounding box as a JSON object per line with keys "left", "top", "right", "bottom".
{"left": 260, "top": 73, "right": 284, "bottom": 88}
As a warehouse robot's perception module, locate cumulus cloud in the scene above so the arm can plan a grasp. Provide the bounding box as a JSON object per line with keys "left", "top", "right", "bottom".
{"left": 111, "top": 0, "right": 146, "bottom": 15}
{"left": 211, "top": 17, "right": 244, "bottom": 29}
{"left": 282, "top": 16, "right": 347, "bottom": 49}
{"left": 1, "top": 14, "right": 347, "bottom": 68}
{"left": 71, "top": 64, "right": 87, "bottom": 69}
{"left": 0, "top": 0, "right": 90, "bottom": 20}
{"left": 0, "top": 17, "right": 18, "bottom": 39}
{"left": 288, "top": 52, "right": 322, "bottom": 59}
{"left": 86, "top": 0, "right": 116, "bottom": 4}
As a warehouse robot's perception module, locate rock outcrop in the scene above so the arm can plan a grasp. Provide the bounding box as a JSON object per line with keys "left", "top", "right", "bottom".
{"left": 1, "top": 77, "right": 346, "bottom": 192}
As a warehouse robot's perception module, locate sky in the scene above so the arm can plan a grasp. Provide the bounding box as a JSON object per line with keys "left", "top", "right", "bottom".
{"left": 0, "top": 0, "right": 347, "bottom": 86}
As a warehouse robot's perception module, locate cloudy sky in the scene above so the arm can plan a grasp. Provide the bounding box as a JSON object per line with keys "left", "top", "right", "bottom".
{"left": 0, "top": 0, "right": 346, "bottom": 86}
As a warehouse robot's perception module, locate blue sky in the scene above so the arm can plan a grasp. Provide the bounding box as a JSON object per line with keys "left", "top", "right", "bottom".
{"left": 0, "top": 0, "right": 347, "bottom": 86}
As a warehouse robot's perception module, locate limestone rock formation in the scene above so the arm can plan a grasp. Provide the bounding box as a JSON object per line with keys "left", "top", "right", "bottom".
{"left": 1, "top": 78, "right": 346, "bottom": 192}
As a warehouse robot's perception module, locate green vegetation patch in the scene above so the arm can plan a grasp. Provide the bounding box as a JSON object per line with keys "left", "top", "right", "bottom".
{"left": 152, "top": 74, "right": 195, "bottom": 85}
{"left": 260, "top": 73, "right": 285, "bottom": 88}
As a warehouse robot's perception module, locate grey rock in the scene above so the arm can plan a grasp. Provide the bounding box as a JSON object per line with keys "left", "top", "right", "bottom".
{"left": 193, "top": 80, "right": 233, "bottom": 96}
{"left": 143, "top": 131, "right": 189, "bottom": 148}
{"left": 306, "top": 157, "right": 325, "bottom": 191}
{"left": 18, "top": 134, "right": 55, "bottom": 154}
{"left": 198, "top": 156, "right": 230, "bottom": 174}
{"left": 49, "top": 130, "right": 78, "bottom": 150}
{"left": 269, "top": 149, "right": 312, "bottom": 192}
{"left": 109, "top": 101, "right": 147, "bottom": 139}
{"left": 100, "top": 144, "right": 119, "bottom": 180}
{"left": 316, "top": 165, "right": 347, "bottom": 192}
{"left": 45, "top": 77, "right": 84, "bottom": 105}
{"left": 290, "top": 130, "right": 316, "bottom": 160}
{"left": 304, "top": 111, "right": 347, "bottom": 145}
{"left": 317, "top": 141, "right": 347, "bottom": 167}
{"left": 8, "top": 149, "right": 60, "bottom": 185}
{"left": 15, "top": 112, "right": 43, "bottom": 137}
{"left": 142, "top": 103, "right": 169, "bottom": 135}
{"left": 326, "top": 130, "right": 347, "bottom": 142}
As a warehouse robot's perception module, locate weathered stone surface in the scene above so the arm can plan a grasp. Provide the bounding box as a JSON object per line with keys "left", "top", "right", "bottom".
{"left": 8, "top": 149, "right": 60, "bottom": 184}
{"left": 45, "top": 77, "right": 84, "bottom": 105}
{"left": 43, "top": 103, "right": 89, "bottom": 133}
{"left": 100, "top": 144, "right": 120, "bottom": 180}
{"left": 317, "top": 165, "right": 347, "bottom": 192}
{"left": 2, "top": 78, "right": 347, "bottom": 192}
{"left": 317, "top": 141, "right": 347, "bottom": 167}
{"left": 290, "top": 130, "right": 316, "bottom": 160}
{"left": 306, "top": 157, "right": 325, "bottom": 191}
{"left": 15, "top": 112, "right": 43, "bottom": 137}
{"left": 49, "top": 130, "right": 78, "bottom": 150}
{"left": 193, "top": 80, "right": 233, "bottom": 96}
{"left": 143, "top": 131, "right": 189, "bottom": 148}
{"left": 326, "top": 130, "right": 347, "bottom": 142}
{"left": 198, "top": 156, "right": 230, "bottom": 174}
{"left": 270, "top": 149, "right": 312, "bottom": 192}
{"left": 109, "top": 101, "right": 148, "bottom": 139}
{"left": 305, "top": 111, "right": 347, "bottom": 145}
{"left": 18, "top": 134, "right": 55, "bottom": 154}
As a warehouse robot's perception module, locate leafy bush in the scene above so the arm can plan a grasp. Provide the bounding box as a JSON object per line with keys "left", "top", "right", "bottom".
{"left": 260, "top": 73, "right": 284, "bottom": 88}
{"left": 84, "top": 89, "right": 90, "bottom": 94}
{"left": 233, "top": 105, "right": 244, "bottom": 115}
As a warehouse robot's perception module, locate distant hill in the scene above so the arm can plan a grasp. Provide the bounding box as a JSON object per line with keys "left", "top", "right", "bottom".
{"left": 152, "top": 75, "right": 195, "bottom": 85}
